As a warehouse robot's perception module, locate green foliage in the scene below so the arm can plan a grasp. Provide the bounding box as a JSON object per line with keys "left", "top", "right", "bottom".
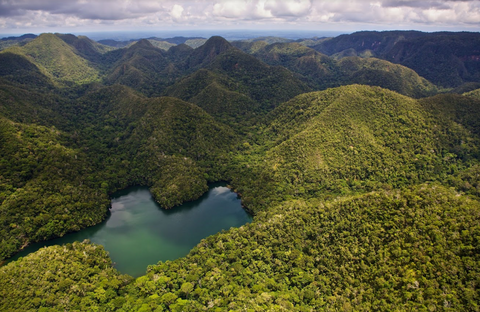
{"left": 0, "top": 117, "right": 110, "bottom": 259}
{"left": 1, "top": 32, "right": 480, "bottom": 312}
{"left": 105, "top": 40, "right": 181, "bottom": 96}
{"left": 313, "top": 30, "right": 480, "bottom": 88}
{"left": 250, "top": 42, "right": 438, "bottom": 98}
{"left": 3, "top": 33, "right": 100, "bottom": 85}
{"left": 0, "top": 241, "right": 132, "bottom": 311}
{"left": 464, "top": 88, "right": 480, "bottom": 100}
{"left": 229, "top": 85, "right": 478, "bottom": 212}
{"left": 118, "top": 184, "right": 480, "bottom": 311}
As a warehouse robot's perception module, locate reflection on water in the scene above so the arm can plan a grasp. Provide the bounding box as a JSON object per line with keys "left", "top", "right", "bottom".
{"left": 8, "top": 183, "right": 251, "bottom": 277}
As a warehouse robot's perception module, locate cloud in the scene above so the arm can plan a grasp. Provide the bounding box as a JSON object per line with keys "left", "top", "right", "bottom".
{"left": 171, "top": 4, "right": 184, "bottom": 20}
{"left": 264, "top": 0, "right": 312, "bottom": 17}
{"left": 0, "top": 0, "right": 479, "bottom": 33}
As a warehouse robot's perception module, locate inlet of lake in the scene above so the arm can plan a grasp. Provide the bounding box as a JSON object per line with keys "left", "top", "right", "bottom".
{"left": 8, "top": 183, "right": 252, "bottom": 277}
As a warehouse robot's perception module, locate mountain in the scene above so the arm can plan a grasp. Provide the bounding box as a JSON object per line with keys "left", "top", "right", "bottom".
{"left": 250, "top": 42, "right": 438, "bottom": 98}
{"left": 185, "top": 36, "right": 236, "bottom": 69}
{"left": 313, "top": 30, "right": 425, "bottom": 57}
{"left": 104, "top": 39, "right": 180, "bottom": 96}
{"left": 165, "top": 40, "right": 311, "bottom": 124}
{"left": 230, "top": 85, "right": 478, "bottom": 211}
{"left": 3, "top": 83, "right": 480, "bottom": 309}
{"left": 313, "top": 31, "right": 480, "bottom": 88}
{"left": 0, "top": 52, "right": 54, "bottom": 90}
{"left": 0, "top": 34, "right": 37, "bottom": 51}
{"left": 2, "top": 33, "right": 100, "bottom": 85}
{"left": 56, "top": 33, "right": 113, "bottom": 63}
{"left": 1, "top": 33, "right": 480, "bottom": 311}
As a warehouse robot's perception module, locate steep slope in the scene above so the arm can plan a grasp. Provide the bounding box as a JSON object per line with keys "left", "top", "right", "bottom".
{"left": 313, "top": 30, "right": 425, "bottom": 57}
{"left": 165, "top": 39, "right": 311, "bottom": 124}
{"left": 163, "top": 69, "right": 259, "bottom": 126}
{"left": 313, "top": 31, "right": 480, "bottom": 88}
{"left": 0, "top": 52, "right": 54, "bottom": 90}
{"left": 0, "top": 116, "right": 110, "bottom": 259}
{"left": 384, "top": 32, "right": 480, "bottom": 87}
{"left": 3, "top": 33, "right": 100, "bottom": 85}
{"left": 251, "top": 42, "right": 438, "bottom": 98}
{"left": 105, "top": 40, "right": 179, "bottom": 96}
{"left": 464, "top": 88, "right": 480, "bottom": 100}
{"left": 337, "top": 57, "right": 438, "bottom": 98}
{"left": 230, "top": 85, "right": 478, "bottom": 211}
{"left": 56, "top": 33, "right": 113, "bottom": 63}
{"left": 185, "top": 36, "right": 235, "bottom": 69}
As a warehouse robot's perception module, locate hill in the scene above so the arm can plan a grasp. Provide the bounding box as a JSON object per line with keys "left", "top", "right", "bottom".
{"left": 1, "top": 33, "right": 480, "bottom": 311}
{"left": 0, "top": 52, "right": 54, "bottom": 90}
{"left": 464, "top": 88, "right": 480, "bottom": 100}
{"left": 104, "top": 40, "right": 180, "bottom": 96}
{"left": 313, "top": 31, "right": 480, "bottom": 88}
{"left": 2, "top": 33, "right": 100, "bottom": 85}
{"left": 164, "top": 40, "right": 311, "bottom": 125}
{"left": 229, "top": 85, "right": 478, "bottom": 211}
{"left": 250, "top": 42, "right": 438, "bottom": 98}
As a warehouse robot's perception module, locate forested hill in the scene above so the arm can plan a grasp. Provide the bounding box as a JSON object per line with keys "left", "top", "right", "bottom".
{"left": 310, "top": 30, "right": 480, "bottom": 88}
{"left": 1, "top": 32, "right": 480, "bottom": 311}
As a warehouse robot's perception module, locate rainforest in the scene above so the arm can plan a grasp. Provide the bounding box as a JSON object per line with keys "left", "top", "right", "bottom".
{"left": 0, "top": 30, "right": 480, "bottom": 311}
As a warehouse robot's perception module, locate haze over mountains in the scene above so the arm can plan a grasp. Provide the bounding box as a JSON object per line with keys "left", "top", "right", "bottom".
{"left": 1, "top": 30, "right": 480, "bottom": 311}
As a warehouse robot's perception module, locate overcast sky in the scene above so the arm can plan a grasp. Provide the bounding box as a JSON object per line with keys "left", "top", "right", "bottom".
{"left": 0, "top": 0, "right": 479, "bottom": 36}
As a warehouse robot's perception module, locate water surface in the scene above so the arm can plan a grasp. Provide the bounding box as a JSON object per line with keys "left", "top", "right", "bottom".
{"left": 9, "top": 183, "right": 251, "bottom": 277}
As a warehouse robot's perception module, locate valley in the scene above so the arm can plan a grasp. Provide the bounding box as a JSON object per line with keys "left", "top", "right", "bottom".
{"left": 0, "top": 30, "right": 480, "bottom": 311}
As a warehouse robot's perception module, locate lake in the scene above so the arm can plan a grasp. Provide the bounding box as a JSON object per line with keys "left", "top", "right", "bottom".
{"left": 8, "top": 183, "right": 252, "bottom": 277}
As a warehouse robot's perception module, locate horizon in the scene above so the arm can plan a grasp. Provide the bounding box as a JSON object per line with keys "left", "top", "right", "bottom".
{"left": 0, "top": 0, "right": 479, "bottom": 40}
{"left": 2, "top": 28, "right": 479, "bottom": 42}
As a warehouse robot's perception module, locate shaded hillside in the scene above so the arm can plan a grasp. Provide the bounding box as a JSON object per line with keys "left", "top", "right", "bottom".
{"left": 163, "top": 69, "right": 259, "bottom": 127}
{"left": 0, "top": 80, "right": 68, "bottom": 127}
{"left": 313, "top": 31, "right": 480, "bottom": 88}
{"left": 165, "top": 41, "right": 311, "bottom": 124}
{"left": 0, "top": 34, "right": 37, "bottom": 51}
{"left": 419, "top": 93, "right": 480, "bottom": 138}
{"left": 56, "top": 33, "right": 113, "bottom": 63}
{"left": 105, "top": 40, "right": 180, "bottom": 96}
{"left": 313, "top": 30, "right": 425, "bottom": 57}
{"left": 251, "top": 42, "right": 438, "bottom": 98}
{"left": 337, "top": 57, "right": 438, "bottom": 98}
{"left": 185, "top": 36, "right": 236, "bottom": 69}
{"left": 2, "top": 33, "right": 100, "bottom": 85}
{"left": 0, "top": 116, "right": 110, "bottom": 259}
{"left": 384, "top": 32, "right": 480, "bottom": 88}
{"left": 0, "top": 82, "right": 239, "bottom": 260}
{"left": 0, "top": 52, "right": 54, "bottom": 90}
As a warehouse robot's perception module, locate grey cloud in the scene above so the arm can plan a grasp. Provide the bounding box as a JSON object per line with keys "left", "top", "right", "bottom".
{"left": 0, "top": 0, "right": 165, "bottom": 20}
{"left": 381, "top": 0, "right": 470, "bottom": 9}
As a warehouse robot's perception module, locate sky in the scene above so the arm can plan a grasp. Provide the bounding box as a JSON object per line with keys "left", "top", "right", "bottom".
{"left": 0, "top": 0, "right": 479, "bottom": 38}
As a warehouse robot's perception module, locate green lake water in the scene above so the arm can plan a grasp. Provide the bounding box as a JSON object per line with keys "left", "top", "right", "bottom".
{"left": 8, "top": 183, "right": 252, "bottom": 277}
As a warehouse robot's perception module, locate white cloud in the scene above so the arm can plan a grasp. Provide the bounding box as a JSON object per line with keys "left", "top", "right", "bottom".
{"left": 0, "top": 0, "right": 479, "bottom": 33}
{"left": 171, "top": 4, "right": 184, "bottom": 20}
{"left": 265, "top": 0, "right": 312, "bottom": 17}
